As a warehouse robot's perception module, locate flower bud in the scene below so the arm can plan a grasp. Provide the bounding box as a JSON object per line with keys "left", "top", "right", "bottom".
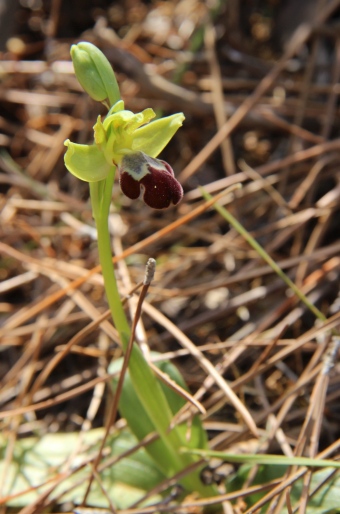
{"left": 71, "top": 42, "right": 120, "bottom": 106}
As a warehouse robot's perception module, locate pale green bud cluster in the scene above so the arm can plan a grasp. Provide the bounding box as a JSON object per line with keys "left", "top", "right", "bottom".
{"left": 71, "top": 42, "right": 120, "bottom": 106}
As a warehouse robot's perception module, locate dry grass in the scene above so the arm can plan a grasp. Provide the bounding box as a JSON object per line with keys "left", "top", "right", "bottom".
{"left": 1, "top": 1, "right": 340, "bottom": 513}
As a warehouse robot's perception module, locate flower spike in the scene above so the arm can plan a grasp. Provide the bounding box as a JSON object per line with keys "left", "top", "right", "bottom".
{"left": 64, "top": 43, "right": 185, "bottom": 208}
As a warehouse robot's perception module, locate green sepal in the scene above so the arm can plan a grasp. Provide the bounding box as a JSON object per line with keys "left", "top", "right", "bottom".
{"left": 132, "top": 113, "right": 185, "bottom": 157}
{"left": 64, "top": 139, "right": 111, "bottom": 182}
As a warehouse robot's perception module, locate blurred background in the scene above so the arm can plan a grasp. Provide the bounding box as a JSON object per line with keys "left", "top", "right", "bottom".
{"left": 1, "top": 0, "right": 340, "bottom": 511}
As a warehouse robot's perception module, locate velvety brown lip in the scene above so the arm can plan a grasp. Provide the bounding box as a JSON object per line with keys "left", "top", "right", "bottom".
{"left": 119, "top": 152, "right": 183, "bottom": 209}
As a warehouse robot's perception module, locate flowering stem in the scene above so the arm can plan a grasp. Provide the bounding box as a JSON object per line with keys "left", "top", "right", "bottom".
{"left": 90, "top": 174, "right": 217, "bottom": 499}
{"left": 90, "top": 170, "right": 131, "bottom": 344}
{"left": 66, "top": 41, "right": 218, "bottom": 506}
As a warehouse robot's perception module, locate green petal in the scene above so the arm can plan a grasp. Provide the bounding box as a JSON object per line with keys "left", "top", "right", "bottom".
{"left": 125, "top": 108, "right": 155, "bottom": 133}
{"left": 131, "top": 113, "right": 185, "bottom": 158}
{"left": 64, "top": 140, "right": 111, "bottom": 182}
{"left": 93, "top": 115, "right": 106, "bottom": 146}
{"left": 108, "top": 99, "right": 125, "bottom": 115}
{"left": 103, "top": 109, "right": 135, "bottom": 131}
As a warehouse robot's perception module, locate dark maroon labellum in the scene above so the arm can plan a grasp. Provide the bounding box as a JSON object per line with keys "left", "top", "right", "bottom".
{"left": 119, "top": 151, "right": 183, "bottom": 209}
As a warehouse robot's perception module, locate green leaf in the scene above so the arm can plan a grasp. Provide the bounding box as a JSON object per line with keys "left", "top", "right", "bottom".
{"left": 110, "top": 356, "right": 178, "bottom": 478}
{"left": 184, "top": 448, "right": 340, "bottom": 469}
{"left": 227, "top": 463, "right": 287, "bottom": 511}
{"left": 226, "top": 463, "right": 340, "bottom": 514}
{"left": 0, "top": 429, "right": 165, "bottom": 509}
{"left": 109, "top": 353, "right": 208, "bottom": 477}
{"left": 289, "top": 469, "right": 340, "bottom": 514}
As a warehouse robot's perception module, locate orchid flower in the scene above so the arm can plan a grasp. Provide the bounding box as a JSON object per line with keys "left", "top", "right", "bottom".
{"left": 64, "top": 99, "right": 184, "bottom": 208}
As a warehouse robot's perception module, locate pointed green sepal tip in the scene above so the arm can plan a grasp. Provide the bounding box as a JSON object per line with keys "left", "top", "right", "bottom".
{"left": 64, "top": 139, "right": 111, "bottom": 182}
{"left": 132, "top": 112, "right": 185, "bottom": 158}
{"left": 71, "top": 42, "right": 120, "bottom": 106}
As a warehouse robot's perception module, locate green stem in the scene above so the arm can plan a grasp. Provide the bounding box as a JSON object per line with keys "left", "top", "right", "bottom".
{"left": 90, "top": 170, "right": 130, "bottom": 345}
{"left": 90, "top": 173, "right": 217, "bottom": 500}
